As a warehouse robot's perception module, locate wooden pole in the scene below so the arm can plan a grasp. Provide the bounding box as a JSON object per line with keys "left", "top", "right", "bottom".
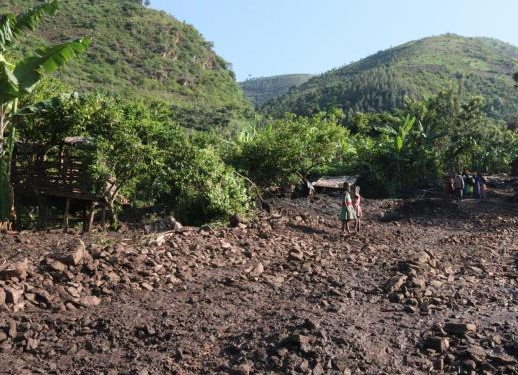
{"left": 63, "top": 198, "right": 70, "bottom": 233}
{"left": 14, "top": 199, "right": 22, "bottom": 231}
{"left": 88, "top": 202, "right": 95, "bottom": 232}
{"left": 101, "top": 205, "right": 107, "bottom": 231}
{"left": 81, "top": 203, "right": 88, "bottom": 233}
{"left": 38, "top": 195, "right": 48, "bottom": 230}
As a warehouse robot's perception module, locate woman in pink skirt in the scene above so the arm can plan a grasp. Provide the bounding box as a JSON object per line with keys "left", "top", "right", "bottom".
{"left": 353, "top": 186, "right": 363, "bottom": 232}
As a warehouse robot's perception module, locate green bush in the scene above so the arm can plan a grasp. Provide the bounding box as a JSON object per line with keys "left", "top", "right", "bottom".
{"left": 157, "top": 143, "right": 250, "bottom": 225}
{"left": 233, "top": 111, "right": 348, "bottom": 187}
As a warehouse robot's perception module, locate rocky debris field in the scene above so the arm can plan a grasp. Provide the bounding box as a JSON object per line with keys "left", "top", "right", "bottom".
{"left": 1, "top": 185, "right": 518, "bottom": 375}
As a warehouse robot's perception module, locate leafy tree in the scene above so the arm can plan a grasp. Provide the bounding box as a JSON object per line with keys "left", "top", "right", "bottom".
{"left": 234, "top": 111, "right": 348, "bottom": 188}
{"left": 0, "top": 0, "right": 89, "bottom": 223}
{"left": 18, "top": 91, "right": 251, "bottom": 226}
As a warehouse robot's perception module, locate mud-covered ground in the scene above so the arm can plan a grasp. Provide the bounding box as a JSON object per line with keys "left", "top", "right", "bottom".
{"left": 1, "top": 180, "right": 518, "bottom": 375}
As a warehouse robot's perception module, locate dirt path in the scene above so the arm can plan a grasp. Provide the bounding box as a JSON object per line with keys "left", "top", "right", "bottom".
{"left": 1, "top": 187, "right": 518, "bottom": 374}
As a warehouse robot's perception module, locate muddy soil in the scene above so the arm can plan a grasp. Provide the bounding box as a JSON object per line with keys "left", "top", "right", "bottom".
{"left": 0, "top": 183, "right": 518, "bottom": 375}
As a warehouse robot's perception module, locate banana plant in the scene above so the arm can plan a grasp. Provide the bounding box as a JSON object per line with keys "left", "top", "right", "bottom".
{"left": 376, "top": 115, "right": 416, "bottom": 155}
{"left": 375, "top": 115, "right": 416, "bottom": 189}
{"left": 0, "top": 0, "right": 89, "bottom": 223}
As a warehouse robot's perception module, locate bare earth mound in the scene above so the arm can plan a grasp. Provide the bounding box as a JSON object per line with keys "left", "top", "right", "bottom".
{"left": 1, "top": 184, "right": 518, "bottom": 374}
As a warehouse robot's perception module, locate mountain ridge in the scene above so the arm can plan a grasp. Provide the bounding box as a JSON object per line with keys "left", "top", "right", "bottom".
{"left": 262, "top": 34, "right": 518, "bottom": 120}
{"left": 0, "top": 0, "right": 252, "bottom": 129}
{"left": 239, "top": 74, "right": 314, "bottom": 106}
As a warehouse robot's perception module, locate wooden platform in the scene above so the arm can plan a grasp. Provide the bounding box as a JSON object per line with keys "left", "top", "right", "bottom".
{"left": 11, "top": 140, "right": 112, "bottom": 232}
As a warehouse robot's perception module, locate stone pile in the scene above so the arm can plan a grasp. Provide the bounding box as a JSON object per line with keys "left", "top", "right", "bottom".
{"left": 384, "top": 250, "right": 452, "bottom": 314}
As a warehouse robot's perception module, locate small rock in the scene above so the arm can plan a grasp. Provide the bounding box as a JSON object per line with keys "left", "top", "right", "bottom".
{"left": 284, "top": 334, "right": 311, "bottom": 352}
{"left": 78, "top": 296, "right": 101, "bottom": 307}
{"left": 49, "top": 260, "right": 66, "bottom": 272}
{"left": 433, "top": 357, "right": 444, "bottom": 370}
{"left": 231, "top": 363, "right": 251, "bottom": 375}
{"left": 141, "top": 282, "right": 154, "bottom": 291}
{"left": 0, "top": 259, "right": 29, "bottom": 280}
{"left": 8, "top": 320, "right": 16, "bottom": 338}
{"left": 250, "top": 262, "right": 264, "bottom": 277}
{"left": 384, "top": 274, "right": 407, "bottom": 294}
{"left": 303, "top": 318, "right": 320, "bottom": 330}
{"left": 289, "top": 249, "right": 304, "bottom": 262}
{"left": 5, "top": 287, "right": 23, "bottom": 305}
{"left": 490, "top": 353, "right": 516, "bottom": 366}
{"left": 312, "top": 363, "right": 324, "bottom": 375}
{"left": 444, "top": 322, "right": 476, "bottom": 336}
{"left": 168, "top": 216, "right": 183, "bottom": 231}
{"left": 61, "top": 239, "right": 86, "bottom": 266}
{"left": 423, "top": 336, "right": 449, "bottom": 353}
{"left": 230, "top": 214, "right": 242, "bottom": 228}
{"left": 462, "top": 359, "right": 476, "bottom": 371}
{"left": 26, "top": 338, "right": 39, "bottom": 351}
{"left": 463, "top": 345, "right": 486, "bottom": 362}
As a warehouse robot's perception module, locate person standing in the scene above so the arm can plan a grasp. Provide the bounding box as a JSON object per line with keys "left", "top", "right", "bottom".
{"left": 339, "top": 183, "right": 357, "bottom": 234}
{"left": 478, "top": 172, "right": 487, "bottom": 199}
{"left": 445, "top": 174, "right": 454, "bottom": 196}
{"left": 475, "top": 172, "right": 482, "bottom": 198}
{"left": 463, "top": 171, "right": 470, "bottom": 198}
{"left": 466, "top": 175, "right": 475, "bottom": 198}
{"left": 454, "top": 173, "right": 465, "bottom": 203}
{"left": 353, "top": 186, "right": 363, "bottom": 232}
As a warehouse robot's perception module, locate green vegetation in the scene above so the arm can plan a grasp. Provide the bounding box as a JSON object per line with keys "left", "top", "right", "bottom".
{"left": 230, "top": 111, "right": 347, "bottom": 187}
{"left": 227, "top": 87, "right": 518, "bottom": 199}
{"left": 263, "top": 34, "right": 518, "bottom": 122}
{"left": 0, "top": 0, "right": 88, "bottom": 222}
{"left": 17, "top": 88, "right": 251, "bottom": 225}
{"left": 239, "top": 74, "right": 314, "bottom": 107}
{"left": 5, "top": 3, "right": 518, "bottom": 228}
{"left": 1, "top": 0, "right": 252, "bottom": 130}
{"left": 346, "top": 90, "right": 518, "bottom": 197}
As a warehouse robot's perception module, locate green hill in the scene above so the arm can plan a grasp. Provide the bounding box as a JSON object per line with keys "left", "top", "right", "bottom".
{"left": 0, "top": 0, "right": 252, "bottom": 130}
{"left": 263, "top": 34, "right": 518, "bottom": 120}
{"left": 239, "top": 74, "right": 314, "bottom": 107}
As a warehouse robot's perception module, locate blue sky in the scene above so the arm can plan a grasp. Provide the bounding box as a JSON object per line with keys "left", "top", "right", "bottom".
{"left": 150, "top": 0, "right": 518, "bottom": 81}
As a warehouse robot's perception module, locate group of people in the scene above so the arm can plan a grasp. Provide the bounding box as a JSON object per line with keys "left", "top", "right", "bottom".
{"left": 337, "top": 171, "right": 487, "bottom": 233}
{"left": 448, "top": 171, "right": 487, "bottom": 202}
{"left": 339, "top": 183, "right": 362, "bottom": 234}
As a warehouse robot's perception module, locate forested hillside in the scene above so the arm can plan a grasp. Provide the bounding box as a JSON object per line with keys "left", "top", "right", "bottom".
{"left": 0, "top": 0, "right": 252, "bottom": 129}
{"left": 239, "top": 74, "right": 314, "bottom": 106}
{"left": 263, "top": 34, "right": 518, "bottom": 121}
